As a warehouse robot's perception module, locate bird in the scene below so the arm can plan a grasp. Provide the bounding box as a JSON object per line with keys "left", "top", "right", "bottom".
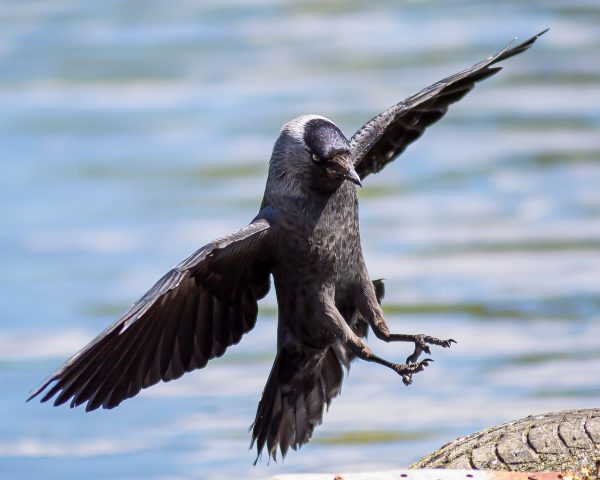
{"left": 28, "top": 30, "right": 547, "bottom": 462}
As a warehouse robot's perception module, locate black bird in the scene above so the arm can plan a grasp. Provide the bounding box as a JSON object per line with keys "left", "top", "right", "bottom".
{"left": 28, "top": 30, "right": 546, "bottom": 461}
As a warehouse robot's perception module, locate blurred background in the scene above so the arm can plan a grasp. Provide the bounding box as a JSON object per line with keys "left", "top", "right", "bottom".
{"left": 2, "top": 1, "right": 599, "bottom": 479}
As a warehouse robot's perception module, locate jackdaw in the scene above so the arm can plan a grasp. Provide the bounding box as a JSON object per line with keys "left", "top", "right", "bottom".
{"left": 28, "top": 30, "right": 546, "bottom": 461}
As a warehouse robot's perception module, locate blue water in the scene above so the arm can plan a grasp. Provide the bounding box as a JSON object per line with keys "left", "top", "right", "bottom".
{"left": 2, "top": 1, "right": 600, "bottom": 479}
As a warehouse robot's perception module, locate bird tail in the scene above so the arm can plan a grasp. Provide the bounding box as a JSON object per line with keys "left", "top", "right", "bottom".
{"left": 250, "top": 346, "right": 343, "bottom": 463}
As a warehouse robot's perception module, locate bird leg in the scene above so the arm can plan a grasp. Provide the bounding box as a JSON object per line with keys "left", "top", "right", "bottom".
{"left": 359, "top": 292, "right": 456, "bottom": 364}
{"left": 371, "top": 318, "right": 456, "bottom": 364}
{"left": 351, "top": 341, "right": 433, "bottom": 386}
{"left": 386, "top": 333, "right": 456, "bottom": 364}
{"left": 326, "top": 302, "right": 432, "bottom": 385}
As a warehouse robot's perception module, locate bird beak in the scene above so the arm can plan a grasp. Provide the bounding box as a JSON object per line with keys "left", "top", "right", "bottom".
{"left": 342, "top": 168, "right": 362, "bottom": 187}
{"left": 331, "top": 153, "right": 362, "bottom": 187}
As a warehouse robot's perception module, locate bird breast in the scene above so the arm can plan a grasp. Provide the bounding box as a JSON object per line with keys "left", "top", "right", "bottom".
{"left": 272, "top": 184, "right": 362, "bottom": 284}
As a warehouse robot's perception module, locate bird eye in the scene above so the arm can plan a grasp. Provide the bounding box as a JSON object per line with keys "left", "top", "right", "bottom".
{"left": 311, "top": 153, "right": 321, "bottom": 163}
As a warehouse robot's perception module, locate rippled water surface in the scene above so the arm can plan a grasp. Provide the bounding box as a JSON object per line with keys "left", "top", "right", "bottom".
{"left": 2, "top": 1, "right": 600, "bottom": 479}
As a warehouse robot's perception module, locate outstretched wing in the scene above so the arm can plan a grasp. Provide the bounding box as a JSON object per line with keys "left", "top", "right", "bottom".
{"left": 351, "top": 29, "right": 548, "bottom": 179}
{"left": 28, "top": 215, "right": 274, "bottom": 411}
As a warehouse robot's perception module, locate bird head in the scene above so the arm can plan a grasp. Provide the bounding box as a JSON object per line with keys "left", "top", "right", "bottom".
{"left": 268, "top": 115, "right": 361, "bottom": 194}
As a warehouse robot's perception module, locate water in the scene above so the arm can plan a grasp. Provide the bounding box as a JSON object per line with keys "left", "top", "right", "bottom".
{"left": 2, "top": 1, "right": 599, "bottom": 479}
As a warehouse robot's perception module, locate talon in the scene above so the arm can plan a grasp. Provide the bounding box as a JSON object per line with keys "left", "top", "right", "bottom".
{"left": 396, "top": 358, "right": 432, "bottom": 374}
{"left": 407, "top": 335, "right": 432, "bottom": 364}
{"left": 413, "top": 358, "right": 432, "bottom": 371}
{"left": 407, "top": 333, "right": 455, "bottom": 362}
{"left": 423, "top": 335, "right": 457, "bottom": 348}
{"left": 398, "top": 357, "right": 432, "bottom": 385}
{"left": 406, "top": 349, "right": 421, "bottom": 364}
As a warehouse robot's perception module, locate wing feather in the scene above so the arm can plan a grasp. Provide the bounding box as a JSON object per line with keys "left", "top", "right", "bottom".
{"left": 351, "top": 30, "right": 547, "bottom": 179}
{"left": 28, "top": 216, "right": 274, "bottom": 411}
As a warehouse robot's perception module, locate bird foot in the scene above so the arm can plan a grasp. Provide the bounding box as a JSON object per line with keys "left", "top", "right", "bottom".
{"left": 393, "top": 358, "right": 433, "bottom": 386}
{"left": 406, "top": 335, "right": 456, "bottom": 364}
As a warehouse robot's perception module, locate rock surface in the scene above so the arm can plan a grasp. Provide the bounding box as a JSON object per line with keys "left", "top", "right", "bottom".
{"left": 412, "top": 408, "right": 600, "bottom": 476}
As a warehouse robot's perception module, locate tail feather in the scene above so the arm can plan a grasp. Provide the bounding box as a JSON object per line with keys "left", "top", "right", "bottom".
{"left": 251, "top": 346, "right": 343, "bottom": 462}
{"left": 251, "top": 279, "right": 386, "bottom": 461}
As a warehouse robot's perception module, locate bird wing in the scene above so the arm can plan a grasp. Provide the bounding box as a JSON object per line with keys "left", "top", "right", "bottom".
{"left": 350, "top": 29, "right": 547, "bottom": 180}
{"left": 28, "top": 215, "right": 274, "bottom": 411}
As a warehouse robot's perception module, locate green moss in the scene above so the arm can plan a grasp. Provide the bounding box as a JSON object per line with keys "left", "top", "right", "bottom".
{"left": 80, "top": 301, "right": 131, "bottom": 318}
{"left": 530, "top": 387, "right": 600, "bottom": 399}
{"left": 382, "top": 302, "right": 526, "bottom": 319}
{"left": 314, "top": 429, "right": 434, "bottom": 446}
{"left": 504, "top": 350, "right": 600, "bottom": 366}
{"left": 191, "top": 163, "right": 265, "bottom": 179}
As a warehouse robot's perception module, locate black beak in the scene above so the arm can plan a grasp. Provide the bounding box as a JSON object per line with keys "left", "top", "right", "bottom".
{"left": 341, "top": 168, "right": 362, "bottom": 187}
{"left": 329, "top": 153, "right": 362, "bottom": 188}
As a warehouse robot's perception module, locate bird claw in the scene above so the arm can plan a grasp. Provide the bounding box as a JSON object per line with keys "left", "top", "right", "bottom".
{"left": 406, "top": 335, "right": 456, "bottom": 364}
{"left": 395, "top": 358, "right": 433, "bottom": 385}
